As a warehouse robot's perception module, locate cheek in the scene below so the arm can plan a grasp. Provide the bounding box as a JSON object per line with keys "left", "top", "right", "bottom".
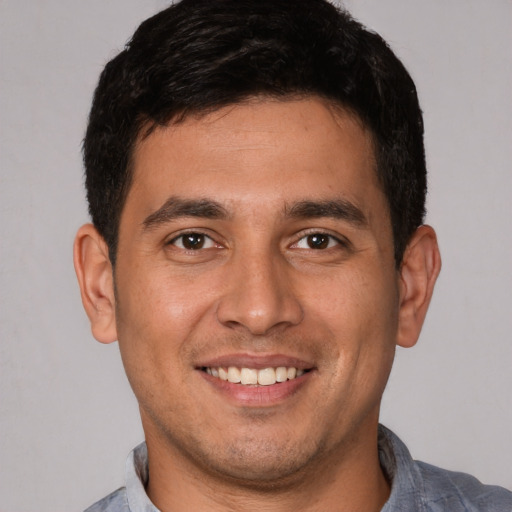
{"left": 344, "top": 268, "right": 399, "bottom": 393}
{"left": 113, "top": 266, "right": 218, "bottom": 385}
{"left": 117, "top": 263, "right": 216, "bottom": 335}
{"left": 303, "top": 264, "right": 399, "bottom": 391}
{"left": 305, "top": 264, "right": 398, "bottom": 333}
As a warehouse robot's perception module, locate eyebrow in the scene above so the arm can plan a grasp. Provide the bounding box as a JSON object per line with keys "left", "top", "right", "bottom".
{"left": 142, "top": 196, "right": 367, "bottom": 231}
{"left": 142, "top": 196, "right": 229, "bottom": 231}
{"left": 285, "top": 199, "right": 367, "bottom": 226}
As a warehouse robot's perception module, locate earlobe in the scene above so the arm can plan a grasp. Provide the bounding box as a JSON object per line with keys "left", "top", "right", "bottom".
{"left": 73, "top": 224, "right": 118, "bottom": 344}
{"left": 397, "top": 225, "right": 441, "bottom": 348}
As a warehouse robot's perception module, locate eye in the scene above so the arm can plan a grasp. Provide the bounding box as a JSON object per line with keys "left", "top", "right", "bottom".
{"left": 295, "top": 233, "right": 341, "bottom": 250}
{"left": 170, "top": 232, "right": 217, "bottom": 250}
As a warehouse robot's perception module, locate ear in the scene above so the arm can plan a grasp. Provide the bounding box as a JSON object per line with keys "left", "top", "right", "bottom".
{"left": 73, "top": 224, "right": 117, "bottom": 344}
{"left": 397, "top": 225, "right": 441, "bottom": 348}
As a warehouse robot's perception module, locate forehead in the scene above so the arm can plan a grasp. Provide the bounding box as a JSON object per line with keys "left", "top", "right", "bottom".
{"left": 126, "top": 97, "right": 385, "bottom": 223}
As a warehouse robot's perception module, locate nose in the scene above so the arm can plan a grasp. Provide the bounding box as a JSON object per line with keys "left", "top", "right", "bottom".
{"left": 216, "top": 249, "right": 303, "bottom": 336}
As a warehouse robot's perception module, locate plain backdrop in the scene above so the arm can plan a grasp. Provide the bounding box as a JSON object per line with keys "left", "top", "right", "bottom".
{"left": 0, "top": 1, "right": 511, "bottom": 510}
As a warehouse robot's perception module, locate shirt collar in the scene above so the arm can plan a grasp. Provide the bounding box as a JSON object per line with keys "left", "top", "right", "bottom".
{"left": 378, "top": 424, "right": 427, "bottom": 511}
{"left": 125, "top": 442, "right": 159, "bottom": 511}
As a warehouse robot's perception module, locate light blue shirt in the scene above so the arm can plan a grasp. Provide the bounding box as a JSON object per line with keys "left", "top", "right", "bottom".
{"left": 85, "top": 425, "right": 512, "bottom": 511}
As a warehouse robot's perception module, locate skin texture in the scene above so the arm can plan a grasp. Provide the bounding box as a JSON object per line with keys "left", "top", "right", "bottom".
{"left": 74, "top": 97, "right": 441, "bottom": 511}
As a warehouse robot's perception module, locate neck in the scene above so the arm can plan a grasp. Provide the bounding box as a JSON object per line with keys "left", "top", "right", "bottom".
{"left": 145, "top": 422, "right": 390, "bottom": 512}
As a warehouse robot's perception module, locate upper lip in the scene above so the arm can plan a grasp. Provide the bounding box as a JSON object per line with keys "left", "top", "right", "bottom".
{"left": 196, "top": 353, "right": 315, "bottom": 370}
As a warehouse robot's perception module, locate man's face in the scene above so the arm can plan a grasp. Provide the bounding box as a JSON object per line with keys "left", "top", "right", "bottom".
{"left": 114, "top": 97, "right": 400, "bottom": 482}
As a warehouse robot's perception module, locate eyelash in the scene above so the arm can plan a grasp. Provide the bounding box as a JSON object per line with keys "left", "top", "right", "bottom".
{"left": 167, "top": 231, "right": 218, "bottom": 251}
{"left": 167, "top": 230, "right": 348, "bottom": 252}
{"left": 292, "top": 231, "right": 349, "bottom": 251}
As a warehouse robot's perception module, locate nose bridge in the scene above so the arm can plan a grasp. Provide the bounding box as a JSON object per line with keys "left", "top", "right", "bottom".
{"left": 216, "top": 242, "right": 303, "bottom": 335}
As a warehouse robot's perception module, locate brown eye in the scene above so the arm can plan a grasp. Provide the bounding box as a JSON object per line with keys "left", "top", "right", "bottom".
{"left": 182, "top": 234, "right": 205, "bottom": 249}
{"left": 171, "top": 233, "right": 215, "bottom": 250}
{"left": 294, "top": 233, "right": 342, "bottom": 250}
{"left": 306, "top": 234, "right": 330, "bottom": 249}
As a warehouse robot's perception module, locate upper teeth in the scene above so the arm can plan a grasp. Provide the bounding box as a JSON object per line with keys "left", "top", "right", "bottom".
{"left": 205, "top": 366, "right": 305, "bottom": 386}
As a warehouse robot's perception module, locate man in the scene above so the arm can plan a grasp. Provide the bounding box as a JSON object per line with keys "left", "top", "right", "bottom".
{"left": 73, "top": 0, "right": 512, "bottom": 510}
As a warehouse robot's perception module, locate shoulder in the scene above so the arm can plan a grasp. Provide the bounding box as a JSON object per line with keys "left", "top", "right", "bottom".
{"left": 378, "top": 425, "right": 512, "bottom": 512}
{"left": 416, "top": 461, "right": 512, "bottom": 512}
{"left": 84, "top": 487, "right": 129, "bottom": 512}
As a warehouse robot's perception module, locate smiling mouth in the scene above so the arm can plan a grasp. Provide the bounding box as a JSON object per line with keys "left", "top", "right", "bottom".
{"left": 200, "top": 366, "right": 310, "bottom": 386}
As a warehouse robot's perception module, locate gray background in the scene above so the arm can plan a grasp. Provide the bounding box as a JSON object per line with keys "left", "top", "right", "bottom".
{"left": 1, "top": 1, "right": 510, "bottom": 510}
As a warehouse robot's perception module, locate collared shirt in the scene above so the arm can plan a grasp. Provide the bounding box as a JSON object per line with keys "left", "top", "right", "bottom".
{"left": 85, "top": 425, "right": 512, "bottom": 511}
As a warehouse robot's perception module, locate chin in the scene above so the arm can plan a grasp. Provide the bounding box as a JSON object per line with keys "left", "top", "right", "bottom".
{"left": 189, "top": 434, "right": 323, "bottom": 488}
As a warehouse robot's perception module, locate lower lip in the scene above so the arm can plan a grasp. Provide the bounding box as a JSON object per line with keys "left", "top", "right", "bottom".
{"left": 198, "top": 370, "right": 312, "bottom": 406}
